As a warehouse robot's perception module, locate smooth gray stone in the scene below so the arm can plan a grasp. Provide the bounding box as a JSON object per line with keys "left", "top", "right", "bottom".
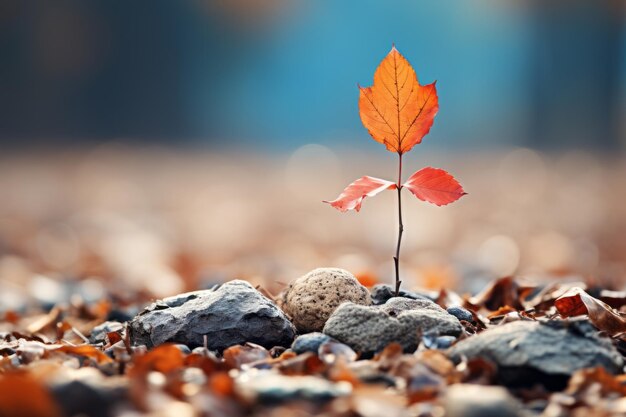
{"left": 291, "top": 332, "right": 332, "bottom": 354}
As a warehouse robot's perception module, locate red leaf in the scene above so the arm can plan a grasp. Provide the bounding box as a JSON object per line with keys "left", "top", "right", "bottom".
{"left": 555, "top": 287, "right": 626, "bottom": 336}
{"left": 324, "top": 176, "right": 396, "bottom": 212}
{"left": 403, "top": 167, "right": 466, "bottom": 206}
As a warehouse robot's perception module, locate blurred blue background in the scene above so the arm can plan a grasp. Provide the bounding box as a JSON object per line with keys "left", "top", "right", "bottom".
{"left": 1, "top": 0, "right": 625, "bottom": 151}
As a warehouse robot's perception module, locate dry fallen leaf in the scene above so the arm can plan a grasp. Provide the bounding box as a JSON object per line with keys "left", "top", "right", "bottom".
{"left": 52, "top": 344, "right": 113, "bottom": 365}
{"left": 567, "top": 367, "right": 626, "bottom": 398}
{"left": 128, "top": 344, "right": 186, "bottom": 377}
{"left": 223, "top": 343, "right": 270, "bottom": 369}
{"left": 209, "top": 372, "right": 235, "bottom": 397}
{"left": 555, "top": 287, "right": 626, "bottom": 336}
{"left": 469, "top": 276, "right": 535, "bottom": 311}
{"left": 0, "top": 371, "right": 62, "bottom": 417}
{"left": 277, "top": 351, "right": 326, "bottom": 376}
{"left": 522, "top": 281, "right": 587, "bottom": 312}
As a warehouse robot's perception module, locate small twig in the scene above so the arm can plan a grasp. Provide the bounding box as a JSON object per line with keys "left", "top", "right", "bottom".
{"left": 123, "top": 322, "right": 133, "bottom": 355}
{"left": 71, "top": 327, "right": 90, "bottom": 344}
{"left": 255, "top": 284, "right": 278, "bottom": 303}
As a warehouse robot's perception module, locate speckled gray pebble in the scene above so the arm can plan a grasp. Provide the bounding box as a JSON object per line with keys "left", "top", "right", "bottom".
{"left": 323, "top": 297, "right": 462, "bottom": 356}
{"left": 281, "top": 268, "right": 371, "bottom": 333}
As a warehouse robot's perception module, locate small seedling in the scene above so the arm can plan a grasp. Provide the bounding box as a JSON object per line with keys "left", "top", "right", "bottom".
{"left": 324, "top": 45, "right": 466, "bottom": 296}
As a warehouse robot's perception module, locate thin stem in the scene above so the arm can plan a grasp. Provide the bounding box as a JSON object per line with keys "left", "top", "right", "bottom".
{"left": 393, "top": 152, "right": 404, "bottom": 297}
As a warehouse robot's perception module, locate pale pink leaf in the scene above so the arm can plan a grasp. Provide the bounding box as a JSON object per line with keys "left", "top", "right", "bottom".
{"left": 403, "top": 167, "right": 466, "bottom": 206}
{"left": 324, "top": 176, "right": 396, "bottom": 212}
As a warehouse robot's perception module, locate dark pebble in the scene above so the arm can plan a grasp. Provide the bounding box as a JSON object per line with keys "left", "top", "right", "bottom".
{"left": 370, "top": 284, "right": 435, "bottom": 305}
{"left": 291, "top": 332, "right": 332, "bottom": 354}
{"left": 447, "top": 306, "right": 474, "bottom": 322}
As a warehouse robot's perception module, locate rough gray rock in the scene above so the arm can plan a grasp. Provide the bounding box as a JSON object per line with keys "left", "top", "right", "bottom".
{"left": 129, "top": 280, "right": 296, "bottom": 351}
{"left": 443, "top": 384, "right": 523, "bottom": 417}
{"left": 370, "top": 284, "right": 434, "bottom": 305}
{"left": 88, "top": 321, "right": 124, "bottom": 344}
{"left": 447, "top": 320, "right": 624, "bottom": 388}
{"left": 281, "top": 268, "right": 370, "bottom": 333}
{"left": 323, "top": 297, "right": 462, "bottom": 356}
{"left": 291, "top": 332, "right": 333, "bottom": 354}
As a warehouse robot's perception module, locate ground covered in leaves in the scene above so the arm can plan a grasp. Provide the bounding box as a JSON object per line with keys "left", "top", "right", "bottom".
{"left": 1, "top": 274, "right": 625, "bottom": 417}
{"left": 1, "top": 149, "right": 625, "bottom": 417}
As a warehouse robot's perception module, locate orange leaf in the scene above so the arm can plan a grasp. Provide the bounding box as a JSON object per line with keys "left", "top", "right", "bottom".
{"left": 128, "top": 344, "right": 186, "bottom": 377}
{"left": 222, "top": 343, "right": 270, "bottom": 369}
{"left": 324, "top": 176, "right": 396, "bottom": 212}
{"left": 0, "top": 371, "right": 62, "bottom": 417}
{"left": 403, "top": 167, "right": 466, "bottom": 206}
{"left": 52, "top": 345, "right": 113, "bottom": 364}
{"left": 555, "top": 287, "right": 626, "bottom": 336}
{"left": 359, "top": 46, "right": 438, "bottom": 154}
{"left": 355, "top": 271, "right": 378, "bottom": 287}
{"left": 209, "top": 372, "right": 234, "bottom": 397}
